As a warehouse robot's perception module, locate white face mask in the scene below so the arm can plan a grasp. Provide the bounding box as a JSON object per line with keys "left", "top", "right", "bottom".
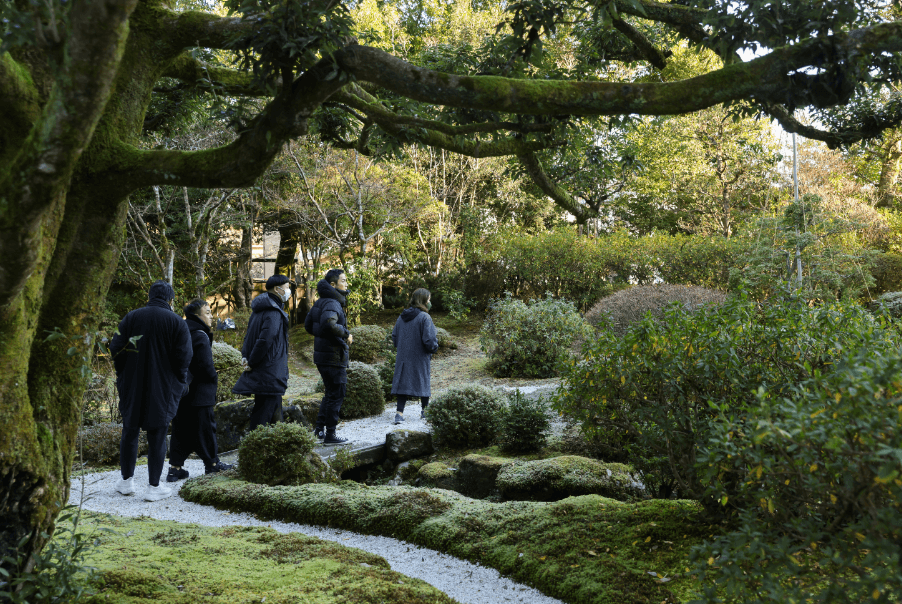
{"left": 280, "top": 287, "right": 290, "bottom": 302}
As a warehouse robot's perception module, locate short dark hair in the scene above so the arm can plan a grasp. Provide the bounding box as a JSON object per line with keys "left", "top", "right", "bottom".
{"left": 265, "top": 274, "right": 290, "bottom": 290}
{"left": 324, "top": 268, "right": 344, "bottom": 286}
{"left": 409, "top": 288, "right": 431, "bottom": 312}
{"left": 183, "top": 298, "right": 209, "bottom": 317}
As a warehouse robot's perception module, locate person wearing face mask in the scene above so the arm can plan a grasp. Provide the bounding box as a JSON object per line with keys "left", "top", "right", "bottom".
{"left": 305, "top": 268, "right": 354, "bottom": 445}
{"left": 390, "top": 288, "right": 439, "bottom": 424}
{"left": 108, "top": 280, "right": 193, "bottom": 501}
{"left": 166, "top": 299, "right": 234, "bottom": 482}
{"left": 232, "top": 274, "right": 292, "bottom": 433}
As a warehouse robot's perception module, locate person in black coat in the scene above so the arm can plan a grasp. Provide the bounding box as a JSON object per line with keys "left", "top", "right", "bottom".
{"left": 304, "top": 269, "right": 354, "bottom": 445}
{"left": 166, "top": 299, "right": 234, "bottom": 482}
{"left": 108, "top": 280, "right": 192, "bottom": 502}
{"left": 231, "top": 274, "right": 291, "bottom": 432}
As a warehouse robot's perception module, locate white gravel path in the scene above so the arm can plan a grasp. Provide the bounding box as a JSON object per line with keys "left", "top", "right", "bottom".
{"left": 69, "top": 383, "right": 564, "bottom": 604}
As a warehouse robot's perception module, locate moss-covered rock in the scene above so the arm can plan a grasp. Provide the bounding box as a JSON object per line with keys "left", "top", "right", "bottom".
{"left": 415, "top": 462, "right": 458, "bottom": 490}
{"left": 456, "top": 454, "right": 511, "bottom": 499}
{"left": 78, "top": 423, "right": 146, "bottom": 465}
{"left": 496, "top": 456, "right": 646, "bottom": 502}
{"left": 211, "top": 341, "right": 244, "bottom": 402}
{"left": 181, "top": 474, "right": 712, "bottom": 604}
{"left": 77, "top": 512, "right": 456, "bottom": 604}
{"left": 385, "top": 429, "right": 434, "bottom": 462}
{"left": 214, "top": 397, "right": 315, "bottom": 452}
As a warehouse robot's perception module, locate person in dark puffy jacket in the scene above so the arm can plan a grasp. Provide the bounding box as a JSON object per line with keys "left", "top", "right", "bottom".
{"left": 391, "top": 288, "right": 439, "bottom": 424}
{"left": 108, "top": 280, "right": 192, "bottom": 502}
{"left": 166, "top": 299, "right": 234, "bottom": 482}
{"left": 232, "top": 274, "right": 291, "bottom": 432}
{"left": 304, "top": 269, "right": 354, "bottom": 446}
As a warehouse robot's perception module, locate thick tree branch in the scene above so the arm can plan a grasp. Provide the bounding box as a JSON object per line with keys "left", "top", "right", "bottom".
{"left": 157, "top": 8, "right": 250, "bottom": 50}
{"left": 763, "top": 102, "right": 902, "bottom": 149}
{"left": 518, "top": 152, "right": 593, "bottom": 224}
{"left": 614, "top": 0, "right": 708, "bottom": 46}
{"left": 0, "top": 54, "right": 43, "bottom": 164}
{"left": 612, "top": 18, "right": 672, "bottom": 70}
{"left": 0, "top": 0, "right": 139, "bottom": 308}
{"left": 163, "top": 54, "right": 270, "bottom": 96}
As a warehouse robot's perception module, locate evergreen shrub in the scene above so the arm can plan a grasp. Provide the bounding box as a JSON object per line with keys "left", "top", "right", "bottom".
{"left": 426, "top": 384, "right": 506, "bottom": 448}
{"left": 555, "top": 291, "right": 900, "bottom": 510}
{"left": 212, "top": 341, "right": 244, "bottom": 402}
{"left": 238, "top": 422, "right": 330, "bottom": 486}
{"left": 78, "top": 423, "right": 146, "bottom": 465}
{"left": 869, "top": 291, "right": 902, "bottom": 318}
{"left": 871, "top": 252, "right": 902, "bottom": 294}
{"left": 691, "top": 349, "right": 902, "bottom": 604}
{"left": 479, "top": 293, "right": 592, "bottom": 378}
{"left": 349, "top": 324, "right": 389, "bottom": 363}
{"left": 435, "top": 327, "right": 457, "bottom": 351}
{"left": 342, "top": 361, "right": 385, "bottom": 419}
{"left": 498, "top": 392, "right": 550, "bottom": 453}
{"left": 584, "top": 283, "right": 727, "bottom": 335}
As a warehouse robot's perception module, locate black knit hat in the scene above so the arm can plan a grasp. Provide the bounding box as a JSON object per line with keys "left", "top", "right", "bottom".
{"left": 148, "top": 280, "right": 175, "bottom": 302}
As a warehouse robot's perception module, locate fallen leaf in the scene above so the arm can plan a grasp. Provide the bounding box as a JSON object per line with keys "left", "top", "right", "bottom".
{"left": 587, "top": 550, "right": 597, "bottom": 556}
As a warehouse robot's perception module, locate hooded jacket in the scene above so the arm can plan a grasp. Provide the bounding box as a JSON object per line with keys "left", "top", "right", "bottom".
{"left": 109, "top": 281, "right": 193, "bottom": 429}
{"left": 231, "top": 291, "right": 290, "bottom": 396}
{"left": 304, "top": 279, "right": 350, "bottom": 368}
{"left": 181, "top": 314, "right": 218, "bottom": 407}
{"left": 391, "top": 306, "right": 439, "bottom": 398}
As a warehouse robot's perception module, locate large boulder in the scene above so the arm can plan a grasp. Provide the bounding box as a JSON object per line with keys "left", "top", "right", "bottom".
{"left": 385, "top": 429, "right": 434, "bottom": 462}
{"left": 456, "top": 455, "right": 511, "bottom": 499}
{"left": 415, "top": 462, "right": 458, "bottom": 490}
{"left": 214, "top": 397, "right": 314, "bottom": 453}
{"left": 496, "top": 456, "right": 645, "bottom": 502}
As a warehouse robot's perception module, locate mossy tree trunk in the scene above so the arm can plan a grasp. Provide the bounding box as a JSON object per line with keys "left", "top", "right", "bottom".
{"left": 1, "top": 0, "right": 901, "bottom": 573}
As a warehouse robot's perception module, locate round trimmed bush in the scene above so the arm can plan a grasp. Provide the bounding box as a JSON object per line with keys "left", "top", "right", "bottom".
{"left": 78, "top": 423, "right": 146, "bottom": 465}
{"left": 212, "top": 341, "right": 244, "bottom": 402}
{"left": 426, "top": 384, "right": 506, "bottom": 448}
{"left": 238, "top": 422, "right": 332, "bottom": 486}
{"left": 584, "top": 283, "right": 726, "bottom": 335}
{"left": 499, "top": 392, "right": 551, "bottom": 453}
{"left": 326, "top": 361, "right": 385, "bottom": 419}
{"left": 435, "top": 327, "right": 458, "bottom": 352}
{"left": 349, "top": 324, "right": 389, "bottom": 363}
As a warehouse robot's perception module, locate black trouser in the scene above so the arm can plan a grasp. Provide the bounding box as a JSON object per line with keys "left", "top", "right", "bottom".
{"left": 316, "top": 365, "right": 347, "bottom": 429}
{"left": 120, "top": 426, "right": 167, "bottom": 486}
{"left": 247, "top": 394, "right": 282, "bottom": 433}
{"left": 396, "top": 395, "right": 429, "bottom": 413}
{"left": 169, "top": 404, "right": 219, "bottom": 467}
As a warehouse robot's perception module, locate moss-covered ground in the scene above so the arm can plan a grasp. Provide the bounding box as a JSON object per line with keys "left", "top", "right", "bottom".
{"left": 76, "top": 511, "right": 457, "bottom": 604}
{"left": 181, "top": 473, "right": 714, "bottom": 603}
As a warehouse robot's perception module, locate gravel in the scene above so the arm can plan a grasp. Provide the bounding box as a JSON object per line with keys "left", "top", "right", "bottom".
{"left": 69, "top": 383, "right": 565, "bottom": 604}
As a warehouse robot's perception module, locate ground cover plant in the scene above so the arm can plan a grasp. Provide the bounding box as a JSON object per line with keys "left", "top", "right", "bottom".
{"left": 181, "top": 474, "right": 714, "bottom": 604}
{"left": 73, "top": 512, "right": 455, "bottom": 604}
{"left": 480, "top": 293, "right": 591, "bottom": 378}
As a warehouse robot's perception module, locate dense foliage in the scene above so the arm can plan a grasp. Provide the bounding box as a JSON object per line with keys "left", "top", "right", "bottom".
{"left": 238, "top": 422, "right": 324, "bottom": 486}
{"left": 426, "top": 384, "right": 506, "bottom": 448}
{"left": 480, "top": 294, "right": 591, "bottom": 378}
{"left": 498, "top": 392, "right": 550, "bottom": 454}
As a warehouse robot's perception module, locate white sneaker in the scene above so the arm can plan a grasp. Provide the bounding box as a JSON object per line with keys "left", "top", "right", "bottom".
{"left": 143, "top": 484, "right": 172, "bottom": 501}
{"left": 115, "top": 477, "right": 135, "bottom": 496}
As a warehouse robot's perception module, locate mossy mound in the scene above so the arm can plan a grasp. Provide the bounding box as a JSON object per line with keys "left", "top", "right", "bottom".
{"left": 238, "top": 422, "right": 334, "bottom": 486}
{"left": 181, "top": 474, "right": 713, "bottom": 603}
{"left": 415, "top": 462, "right": 457, "bottom": 490}
{"left": 77, "top": 513, "right": 456, "bottom": 604}
{"left": 497, "top": 456, "right": 645, "bottom": 502}
{"left": 349, "top": 324, "right": 389, "bottom": 363}
{"left": 78, "top": 423, "right": 145, "bottom": 465}
{"left": 211, "top": 341, "right": 244, "bottom": 402}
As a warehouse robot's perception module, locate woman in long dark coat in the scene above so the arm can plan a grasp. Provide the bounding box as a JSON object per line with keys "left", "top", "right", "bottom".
{"left": 390, "top": 288, "right": 439, "bottom": 424}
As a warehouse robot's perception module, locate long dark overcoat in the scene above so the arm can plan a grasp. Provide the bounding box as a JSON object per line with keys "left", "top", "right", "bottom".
{"left": 231, "top": 292, "right": 289, "bottom": 396}
{"left": 109, "top": 284, "right": 193, "bottom": 429}
{"left": 391, "top": 307, "right": 439, "bottom": 398}
{"left": 304, "top": 279, "right": 350, "bottom": 368}
{"left": 181, "top": 315, "right": 218, "bottom": 407}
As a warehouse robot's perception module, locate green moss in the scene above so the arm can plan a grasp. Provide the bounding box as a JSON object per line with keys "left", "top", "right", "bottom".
{"left": 496, "top": 456, "right": 645, "bottom": 502}
{"left": 76, "top": 512, "right": 455, "bottom": 604}
{"left": 182, "top": 474, "right": 714, "bottom": 603}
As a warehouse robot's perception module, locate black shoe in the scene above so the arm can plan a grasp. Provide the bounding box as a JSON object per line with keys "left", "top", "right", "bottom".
{"left": 166, "top": 467, "right": 189, "bottom": 482}
{"left": 314, "top": 427, "right": 325, "bottom": 440}
{"left": 205, "top": 461, "right": 234, "bottom": 475}
{"left": 323, "top": 432, "right": 351, "bottom": 446}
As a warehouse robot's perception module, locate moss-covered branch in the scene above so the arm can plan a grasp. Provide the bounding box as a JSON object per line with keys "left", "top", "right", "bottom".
{"left": 157, "top": 7, "right": 251, "bottom": 50}
{"left": 163, "top": 54, "right": 270, "bottom": 96}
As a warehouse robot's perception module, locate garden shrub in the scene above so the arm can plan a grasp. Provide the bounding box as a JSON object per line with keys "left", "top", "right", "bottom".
{"left": 498, "top": 392, "right": 550, "bottom": 453}
{"left": 871, "top": 252, "right": 902, "bottom": 294}
{"left": 555, "top": 291, "right": 900, "bottom": 511}
{"left": 342, "top": 361, "right": 385, "bottom": 419}
{"left": 426, "top": 384, "right": 506, "bottom": 448}
{"left": 349, "top": 324, "right": 389, "bottom": 363}
{"left": 584, "top": 283, "right": 726, "bottom": 335}
{"left": 238, "top": 422, "right": 332, "bottom": 486}
{"left": 378, "top": 347, "right": 396, "bottom": 402}
{"left": 479, "top": 293, "right": 592, "bottom": 378}
{"left": 78, "top": 423, "right": 146, "bottom": 465}
{"left": 869, "top": 290, "right": 902, "bottom": 318}
{"left": 691, "top": 348, "right": 902, "bottom": 604}
{"left": 212, "top": 341, "right": 244, "bottom": 402}
{"left": 435, "top": 327, "right": 457, "bottom": 351}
